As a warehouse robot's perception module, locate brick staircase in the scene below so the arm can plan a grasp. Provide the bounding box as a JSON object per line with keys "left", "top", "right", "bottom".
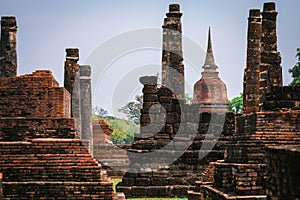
{"left": 0, "top": 70, "right": 115, "bottom": 199}
{"left": 0, "top": 138, "right": 113, "bottom": 199}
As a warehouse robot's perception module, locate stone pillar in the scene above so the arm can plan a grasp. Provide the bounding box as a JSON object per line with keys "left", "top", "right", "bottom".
{"left": 161, "top": 4, "right": 185, "bottom": 100}
{"left": 0, "top": 16, "right": 17, "bottom": 78}
{"left": 243, "top": 9, "right": 262, "bottom": 113}
{"left": 64, "top": 48, "right": 81, "bottom": 138}
{"left": 80, "top": 65, "right": 93, "bottom": 154}
{"left": 139, "top": 76, "right": 159, "bottom": 139}
{"left": 259, "top": 2, "right": 282, "bottom": 107}
{"left": 64, "top": 48, "right": 79, "bottom": 95}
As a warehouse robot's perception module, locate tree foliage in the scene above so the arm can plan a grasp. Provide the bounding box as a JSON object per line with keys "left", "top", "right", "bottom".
{"left": 92, "top": 106, "right": 108, "bottom": 117}
{"left": 105, "top": 117, "right": 138, "bottom": 144}
{"left": 289, "top": 48, "right": 300, "bottom": 86}
{"left": 185, "top": 94, "right": 193, "bottom": 104}
{"left": 228, "top": 93, "right": 243, "bottom": 113}
{"left": 119, "top": 95, "right": 142, "bottom": 124}
{"left": 93, "top": 115, "right": 138, "bottom": 144}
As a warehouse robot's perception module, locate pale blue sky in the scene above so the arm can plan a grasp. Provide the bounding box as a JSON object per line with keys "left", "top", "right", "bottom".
{"left": 1, "top": 0, "right": 299, "bottom": 116}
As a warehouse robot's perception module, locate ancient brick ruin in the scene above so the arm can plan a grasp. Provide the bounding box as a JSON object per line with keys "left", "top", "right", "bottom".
{"left": 188, "top": 2, "right": 300, "bottom": 200}
{"left": 117, "top": 4, "right": 232, "bottom": 198}
{"left": 117, "top": 2, "right": 300, "bottom": 200}
{"left": 0, "top": 16, "right": 17, "bottom": 78}
{"left": 0, "top": 16, "right": 115, "bottom": 199}
{"left": 0, "top": 2, "right": 299, "bottom": 200}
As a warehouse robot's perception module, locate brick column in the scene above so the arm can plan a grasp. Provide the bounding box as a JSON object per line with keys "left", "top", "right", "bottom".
{"left": 161, "top": 4, "right": 185, "bottom": 101}
{"left": 64, "top": 48, "right": 81, "bottom": 137}
{"left": 259, "top": 2, "right": 282, "bottom": 108}
{"left": 0, "top": 16, "right": 17, "bottom": 78}
{"left": 243, "top": 9, "right": 262, "bottom": 113}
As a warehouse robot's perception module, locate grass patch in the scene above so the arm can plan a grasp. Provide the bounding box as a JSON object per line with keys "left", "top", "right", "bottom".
{"left": 112, "top": 179, "right": 187, "bottom": 200}
{"left": 112, "top": 178, "right": 122, "bottom": 192}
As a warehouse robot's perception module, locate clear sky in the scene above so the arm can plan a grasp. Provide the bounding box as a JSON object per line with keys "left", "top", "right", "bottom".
{"left": 1, "top": 0, "right": 299, "bottom": 116}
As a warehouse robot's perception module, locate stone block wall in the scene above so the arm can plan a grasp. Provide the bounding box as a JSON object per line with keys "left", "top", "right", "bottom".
{"left": 266, "top": 145, "right": 300, "bottom": 200}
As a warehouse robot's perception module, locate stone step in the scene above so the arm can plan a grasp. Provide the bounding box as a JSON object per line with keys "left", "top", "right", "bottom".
{"left": 187, "top": 190, "right": 203, "bottom": 200}
{"left": 3, "top": 181, "right": 113, "bottom": 200}
{"left": 1, "top": 166, "right": 104, "bottom": 182}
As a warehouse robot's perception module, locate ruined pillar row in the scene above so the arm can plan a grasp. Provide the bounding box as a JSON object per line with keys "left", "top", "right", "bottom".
{"left": 243, "top": 9, "right": 262, "bottom": 113}
{"left": 259, "top": 2, "right": 282, "bottom": 107}
{"left": 79, "top": 65, "right": 93, "bottom": 154}
{"left": 161, "top": 4, "right": 185, "bottom": 101}
{"left": 0, "top": 16, "right": 17, "bottom": 78}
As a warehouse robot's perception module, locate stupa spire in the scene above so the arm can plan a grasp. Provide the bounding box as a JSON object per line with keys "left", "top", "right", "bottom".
{"left": 203, "top": 27, "right": 218, "bottom": 71}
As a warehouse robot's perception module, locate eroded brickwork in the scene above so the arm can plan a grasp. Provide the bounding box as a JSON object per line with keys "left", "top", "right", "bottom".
{"left": 161, "top": 4, "right": 185, "bottom": 100}
{"left": 259, "top": 2, "right": 282, "bottom": 106}
{"left": 117, "top": 4, "right": 233, "bottom": 198}
{"left": 0, "top": 16, "right": 17, "bottom": 78}
{"left": 266, "top": 146, "right": 300, "bottom": 200}
{"left": 189, "top": 2, "right": 300, "bottom": 200}
{"left": 0, "top": 17, "right": 114, "bottom": 198}
{"left": 243, "top": 9, "right": 262, "bottom": 113}
{"left": 64, "top": 48, "right": 82, "bottom": 138}
{"left": 93, "top": 119, "right": 113, "bottom": 146}
{"left": 117, "top": 75, "right": 235, "bottom": 197}
{"left": 0, "top": 70, "right": 70, "bottom": 118}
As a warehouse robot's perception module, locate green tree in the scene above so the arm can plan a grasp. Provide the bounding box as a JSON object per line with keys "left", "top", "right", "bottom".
{"left": 119, "top": 95, "right": 143, "bottom": 124}
{"left": 92, "top": 106, "right": 107, "bottom": 117}
{"left": 228, "top": 93, "right": 243, "bottom": 113}
{"left": 185, "top": 94, "right": 193, "bottom": 104}
{"left": 289, "top": 48, "right": 300, "bottom": 86}
{"left": 106, "top": 118, "right": 137, "bottom": 144}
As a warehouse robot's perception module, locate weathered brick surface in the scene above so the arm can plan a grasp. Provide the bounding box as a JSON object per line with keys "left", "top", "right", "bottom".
{"left": 117, "top": 74, "right": 235, "bottom": 197}
{"left": 0, "top": 139, "right": 114, "bottom": 199}
{"left": 0, "top": 70, "right": 70, "bottom": 118}
{"left": 161, "top": 4, "right": 185, "bottom": 100}
{"left": 0, "top": 118, "right": 76, "bottom": 141}
{"left": 190, "top": 3, "right": 299, "bottom": 200}
{"left": 266, "top": 145, "right": 300, "bottom": 200}
{"left": 93, "top": 119, "right": 113, "bottom": 146}
{"left": 0, "top": 16, "right": 17, "bottom": 78}
{"left": 263, "top": 86, "right": 300, "bottom": 111}
{"left": 214, "top": 163, "right": 266, "bottom": 195}
{"left": 243, "top": 9, "right": 261, "bottom": 113}
{"left": 0, "top": 53, "right": 114, "bottom": 198}
{"left": 93, "top": 120, "right": 129, "bottom": 177}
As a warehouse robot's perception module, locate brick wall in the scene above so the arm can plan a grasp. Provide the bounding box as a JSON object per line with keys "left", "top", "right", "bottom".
{"left": 0, "top": 70, "right": 70, "bottom": 118}
{"left": 263, "top": 86, "right": 300, "bottom": 111}
{"left": 0, "top": 118, "right": 76, "bottom": 141}
{"left": 266, "top": 145, "right": 300, "bottom": 200}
